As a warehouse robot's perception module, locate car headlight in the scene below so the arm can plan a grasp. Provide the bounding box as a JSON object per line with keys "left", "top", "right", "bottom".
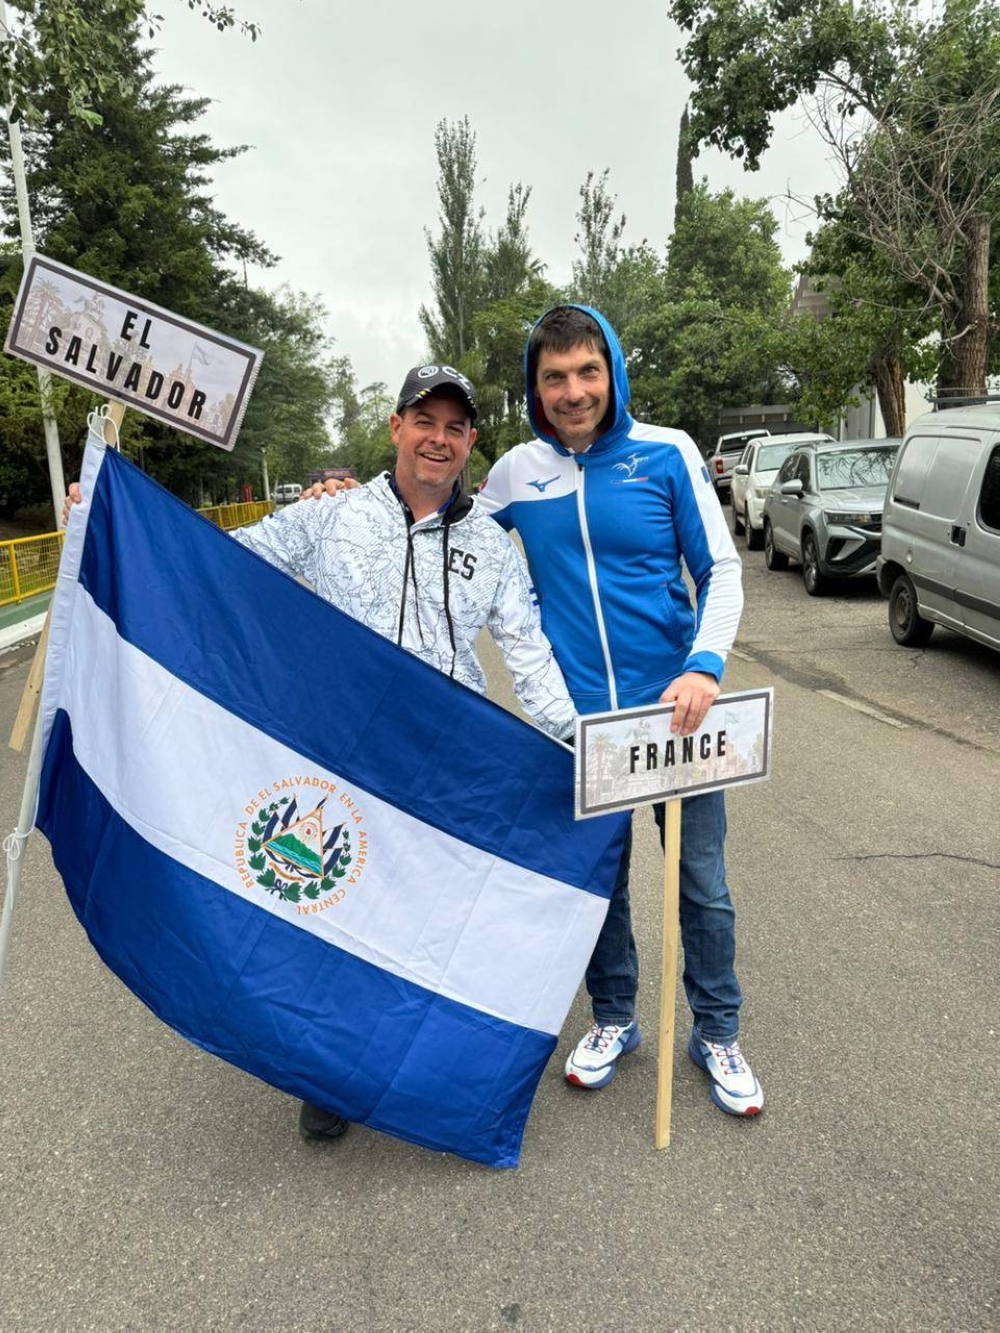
{"left": 825, "top": 512, "right": 876, "bottom": 526}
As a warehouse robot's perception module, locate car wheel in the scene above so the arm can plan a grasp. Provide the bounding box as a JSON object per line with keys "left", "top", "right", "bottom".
{"left": 801, "top": 533, "right": 829, "bottom": 596}
{"left": 733, "top": 503, "right": 745, "bottom": 536}
{"left": 746, "top": 523, "right": 763, "bottom": 551}
{"left": 889, "top": 573, "right": 934, "bottom": 646}
{"left": 763, "top": 521, "right": 789, "bottom": 570}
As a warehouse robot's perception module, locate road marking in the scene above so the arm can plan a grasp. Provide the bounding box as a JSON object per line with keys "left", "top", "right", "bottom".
{"left": 730, "top": 648, "right": 756, "bottom": 662}
{"left": 817, "top": 689, "right": 908, "bottom": 728}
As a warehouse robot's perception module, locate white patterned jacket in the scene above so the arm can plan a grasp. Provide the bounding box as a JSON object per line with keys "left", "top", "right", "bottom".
{"left": 233, "top": 473, "right": 576, "bottom": 740}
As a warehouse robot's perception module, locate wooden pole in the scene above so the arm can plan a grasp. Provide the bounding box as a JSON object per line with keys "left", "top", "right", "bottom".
{"left": 654, "top": 798, "right": 682, "bottom": 1149}
{"left": 7, "top": 615, "right": 50, "bottom": 752}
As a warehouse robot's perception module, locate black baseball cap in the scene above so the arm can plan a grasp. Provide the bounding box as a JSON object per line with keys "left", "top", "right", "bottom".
{"left": 396, "top": 364, "right": 478, "bottom": 422}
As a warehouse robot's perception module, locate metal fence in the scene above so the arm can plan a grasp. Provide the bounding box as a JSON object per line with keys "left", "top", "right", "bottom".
{"left": 0, "top": 532, "right": 65, "bottom": 608}
{"left": 198, "top": 500, "right": 274, "bottom": 531}
{"left": 0, "top": 501, "right": 273, "bottom": 609}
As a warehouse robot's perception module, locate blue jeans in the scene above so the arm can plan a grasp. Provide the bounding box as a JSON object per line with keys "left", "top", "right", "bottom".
{"left": 585, "top": 790, "right": 742, "bottom": 1042}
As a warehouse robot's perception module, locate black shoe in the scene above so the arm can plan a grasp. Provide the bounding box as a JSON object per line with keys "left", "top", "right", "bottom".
{"left": 298, "top": 1101, "right": 350, "bottom": 1142}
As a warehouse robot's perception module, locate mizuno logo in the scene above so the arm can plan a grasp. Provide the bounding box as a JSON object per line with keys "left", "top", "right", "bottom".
{"left": 527, "top": 476, "right": 560, "bottom": 493}
{"left": 612, "top": 452, "right": 648, "bottom": 480}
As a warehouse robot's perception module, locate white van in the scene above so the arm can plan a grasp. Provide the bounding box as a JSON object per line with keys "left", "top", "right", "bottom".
{"left": 877, "top": 401, "right": 1000, "bottom": 652}
{"left": 273, "top": 483, "right": 301, "bottom": 506}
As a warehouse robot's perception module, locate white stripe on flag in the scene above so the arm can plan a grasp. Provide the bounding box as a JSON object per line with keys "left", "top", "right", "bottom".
{"left": 55, "top": 584, "right": 606, "bottom": 1035}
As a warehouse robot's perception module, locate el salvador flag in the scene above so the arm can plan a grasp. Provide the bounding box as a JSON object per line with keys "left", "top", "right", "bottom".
{"left": 36, "top": 439, "right": 628, "bottom": 1168}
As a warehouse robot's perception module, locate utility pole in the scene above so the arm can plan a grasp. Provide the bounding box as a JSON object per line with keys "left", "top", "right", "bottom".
{"left": 1, "top": 0, "right": 66, "bottom": 528}
{"left": 260, "top": 448, "right": 270, "bottom": 502}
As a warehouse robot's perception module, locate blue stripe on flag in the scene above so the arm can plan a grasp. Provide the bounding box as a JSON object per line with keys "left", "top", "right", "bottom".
{"left": 38, "top": 711, "right": 553, "bottom": 1168}
{"left": 76, "top": 450, "right": 622, "bottom": 897}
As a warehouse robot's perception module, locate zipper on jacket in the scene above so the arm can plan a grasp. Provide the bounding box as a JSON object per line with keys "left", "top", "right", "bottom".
{"left": 575, "top": 460, "right": 618, "bottom": 709}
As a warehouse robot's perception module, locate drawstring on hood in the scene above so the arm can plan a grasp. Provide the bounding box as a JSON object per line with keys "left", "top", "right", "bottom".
{"left": 524, "top": 304, "right": 634, "bottom": 455}
{"left": 388, "top": 471, "right": 470, "bottom": 680}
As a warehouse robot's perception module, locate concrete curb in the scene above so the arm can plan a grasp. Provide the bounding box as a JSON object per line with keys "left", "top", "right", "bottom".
{"left": 0, "top": 613, "right": 46, "bottom": 655}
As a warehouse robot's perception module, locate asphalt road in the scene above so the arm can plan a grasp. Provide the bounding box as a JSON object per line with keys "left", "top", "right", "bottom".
{"left": 1, "top": 545, "right": 997, "bottom": 1332}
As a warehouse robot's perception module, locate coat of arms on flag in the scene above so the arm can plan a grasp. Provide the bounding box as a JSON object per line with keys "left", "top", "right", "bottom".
{"left": 237, "top": 790, "right": 354, "bottom": 906}
{"left": 33, "top": 437, "right": 629, "bottom": 1168}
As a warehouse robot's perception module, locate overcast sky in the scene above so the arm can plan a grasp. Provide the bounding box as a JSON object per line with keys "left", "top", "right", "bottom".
{"left": 151, "top": 0, "right": 836, "bottom": 393}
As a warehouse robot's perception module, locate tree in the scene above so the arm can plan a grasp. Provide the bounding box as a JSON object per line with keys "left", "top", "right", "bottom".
{"left": 675, "top": 106, "right": 694, "bottom": 226}
{"left": 1, "top": 0, "right": 262, "bottom": 126}
{"left": 325, "top": 358, "right": 395, "bottom": 481}
{"left": 627, "top": 185, "right": 792, "bottom": 440}
{"left": 419, "top": 116, "right": 485, "bottom": 363}
{"left": 788, "top": 205, "right": 937, "bottom": 435}
{"left": 417, "top": 119, "right": 558, "bottom": 472}
{"left": 571, "top": 169, "right": 627, "bottom": 313}
{"left": 668, "top": 0, "right": 1000, "bottom": 393}
{"left": 568, "top": 168, "right": 663, "bottom": 344}
{"left": 663, "top": 182, "right": 791, "bottom": 312}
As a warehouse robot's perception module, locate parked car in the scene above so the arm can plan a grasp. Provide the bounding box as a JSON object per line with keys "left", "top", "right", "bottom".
{"left": 762, "top": 438, "right": 901, "bottom": 595}
{"left": 877, "top": 402, "right": 1000, "bottom": 652}
{"left": 709, "top": 429, "right": 769, "bottom": 502}
{"left": 273, "top": 482, "right": 301, "bottom": 505}
{"left": 731, "top": 432, "right": 833, "bottom": 549}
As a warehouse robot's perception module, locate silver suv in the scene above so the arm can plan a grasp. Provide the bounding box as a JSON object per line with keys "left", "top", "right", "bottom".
{"left": 877, "top": 403, "right": 1000, "bottom": 651}
{"left": 731, "top": 432, "right": 833, "bottom": 548}
{"left": 762, "top": 439, "right": 900, "bottom": 595}
{"left": 709, "top": 429, "right": 769, "bottom": 502}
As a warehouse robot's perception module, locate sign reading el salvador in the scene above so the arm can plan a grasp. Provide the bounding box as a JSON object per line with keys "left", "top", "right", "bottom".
{"left": 4, "top": 255, "right": 261, "bottom": 450}
{"left": 574, "top": 689, "right": 773, "bottom": 819}
{"left": 36, "top": 439, "right": 628, "bottom": 1168}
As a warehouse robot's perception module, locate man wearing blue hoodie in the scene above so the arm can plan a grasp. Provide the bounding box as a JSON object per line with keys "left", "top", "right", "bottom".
{"left": 477, "top": 305, "right": 763, "bottom": 1117}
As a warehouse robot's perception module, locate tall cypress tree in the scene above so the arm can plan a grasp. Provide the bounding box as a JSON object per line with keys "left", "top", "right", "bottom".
{"left": 675, "top": 106, "right": 694, "bottom": 228}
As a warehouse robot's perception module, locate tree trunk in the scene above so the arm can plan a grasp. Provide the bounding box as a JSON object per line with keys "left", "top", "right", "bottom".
{"left": 872, "top": 354, "right": 906, "bottom": 437}
{"left": 938, "top": 213, "right": 991, "bottom": 396}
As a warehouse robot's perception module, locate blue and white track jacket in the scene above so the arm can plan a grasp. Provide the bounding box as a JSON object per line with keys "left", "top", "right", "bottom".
{"left": 478, "top": 306, "right": 744, "bottom": 715}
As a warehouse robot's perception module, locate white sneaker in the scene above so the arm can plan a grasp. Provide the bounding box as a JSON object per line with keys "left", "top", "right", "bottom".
{"left": 687, "top": 1031, "right": 763, "bottom": 1116}
{"left": 565, "top": 1020, "right": 641, "bottom": 1089}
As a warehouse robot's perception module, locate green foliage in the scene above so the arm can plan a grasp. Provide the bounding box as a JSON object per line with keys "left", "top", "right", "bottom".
{"left": 1, "top": 1, "right": 264, "bottom": 127}
{"left": 623, "top": 184, "right": 792, "bottom": 440}
{"left": 416, "top": 118, "right": 559, "bottom": 470}
{"left": 629, "top": 299, "right": 791, "bottom": 440}
{"left": 675, "top": 106, "right": 694, "bottom": 225}
{"left": 669, "top": 0, "right": 1000, "bottom": 392}
{"left": 419, "top": 116, "right": 485, "bottom": 362}
{"left": 668, "top": 0, "right": 915, "bottom": 171}
{"left": 664, "top": 183, "right": 792, "bottom": 313}
{"left": 326, "top": 364, "right": 395, "bottom": 482}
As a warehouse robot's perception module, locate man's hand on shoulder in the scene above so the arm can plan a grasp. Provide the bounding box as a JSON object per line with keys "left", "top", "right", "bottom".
{"left": 659, "top": 671, "right": 719, "bottom": 736}
{"left": 299, "top": 478, "right": 360, "bottom": 501}
{"left": 61, "top": 482, "right": 82, "bottom": 528}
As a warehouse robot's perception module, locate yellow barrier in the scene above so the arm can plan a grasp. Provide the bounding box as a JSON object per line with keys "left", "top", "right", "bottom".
{"left": 198, "top": 500, "right": 274, "bottom": 531}
{"left": 0, "top": 532, "right": 65, "bottom": 608}
{"left": 0, "top": 501, "right": 273, "bottom": 608}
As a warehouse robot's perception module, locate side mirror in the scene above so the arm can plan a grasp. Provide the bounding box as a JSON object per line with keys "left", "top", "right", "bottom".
{"left": 733, "top": 464, "right": 749, "bottom": 476}
{"left": 780, "top": 479, "right": 804, "bottom": 496}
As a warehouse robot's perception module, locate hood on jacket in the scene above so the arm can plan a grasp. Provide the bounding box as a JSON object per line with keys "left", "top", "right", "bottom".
{"left": 523, "top": 304, "right": 633, "bottom": 453}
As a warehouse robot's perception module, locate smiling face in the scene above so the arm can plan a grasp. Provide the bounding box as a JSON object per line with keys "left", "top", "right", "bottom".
{"left": 389, "top": 391, "right": 477, "bottom": 517}
{"left": 534, "top": 341, "right": 612, "bottom": 452}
